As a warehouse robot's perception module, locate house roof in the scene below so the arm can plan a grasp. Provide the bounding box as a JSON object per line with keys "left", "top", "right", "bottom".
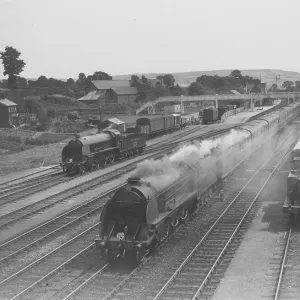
{"left": 111, "top": 87, "right": 139, "bottom": 95}
{"left": 0, "top": 99, "right": 17, "bottom": 106}
{"left": 91, "top": 80, "right": 131, "bottom": 90}
{"left": 230, "top": 90, "right": 241, "bottom": 95}
{"left": 106, "top": 118, "right": 125, "bottom": 125}
{"left": 78, "top": 91, "right": 103, "bottom": 101}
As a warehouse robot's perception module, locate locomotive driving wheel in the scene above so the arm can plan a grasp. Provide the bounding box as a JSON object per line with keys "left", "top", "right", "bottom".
{"left": 171, "top": 214, "right": 179, "bottom": 228}
{"left": 180, "top": 207, "right": 188, "bottom": 222}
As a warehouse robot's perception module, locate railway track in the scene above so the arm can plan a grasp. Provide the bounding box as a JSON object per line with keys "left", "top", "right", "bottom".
{"left": 0, "top": 126, "right": 207, "bottom": 198}
{"left": 0, "top": 127, "right": 232, "bottom": 230}
{"left": 0, "top": 119, "right": 296, "bottom": 299}
{"left": 0, "top": 165, "right": 60, "bottom": 188}
{"left": 273, "top": 226, "right": 300, "bottom": 300}
{"left": 0, "top": 126, "right": 228, "bottom": 207}
{"left": 0, "top": 169, "right": 61, "bottom": 195}
{"left": 0, "top": 172, "right": 67, "bottom": 206}
{"left": 63, "top": 123, "right": 296, "bottom": 300}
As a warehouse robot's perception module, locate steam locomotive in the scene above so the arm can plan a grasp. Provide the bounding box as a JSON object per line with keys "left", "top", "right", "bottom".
{"left": 61, "top": 128, "right": 146, "bottom": 174}
{"left": 95, "top": 102, "right": 300, "bottom": 264}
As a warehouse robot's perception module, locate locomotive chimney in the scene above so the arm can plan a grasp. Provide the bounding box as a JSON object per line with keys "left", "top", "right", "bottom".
{"left": 127, "top": 177, "right": 141, "bottom": 184}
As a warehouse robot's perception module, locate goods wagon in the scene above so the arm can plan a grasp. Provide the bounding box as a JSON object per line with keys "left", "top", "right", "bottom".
{"left": 217, "top": 107, "right": 229, "bottom": 120}
{"left": 136, "top": 114, "right": 181, "bottom": 139}
{"left": 202, "top": 108, "right": 218, "bottom": 124}
{"left": 61, "top": 128, "right": 146, "bottom": 174}
{"left": 172, "top": 114, "right": 181, "bottom": 129}
{"left": 95, "top": 102, "right": 300, "bottom": 264}
{"left": 136, "top": 117, "right": 164, "bottom": 138}
{"left": 164, "top": 115, "right": 174, "bottom": 130}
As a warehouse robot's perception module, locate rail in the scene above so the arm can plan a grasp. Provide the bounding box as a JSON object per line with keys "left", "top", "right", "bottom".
{"left": 273, "top": 228, "right": 292, "bottom": 300}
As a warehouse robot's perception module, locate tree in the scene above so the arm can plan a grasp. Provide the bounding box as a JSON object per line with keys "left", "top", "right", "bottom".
{"left": 131, "top": 75, "right": 140, "bottom": 81}
{"left": 282, "top": 81, "right": 294, "bottom": 91}
{"left": 212, "top": 76, "right": 224, "bottom": 90}
{"left": 17, "top": 76, "right": 27, "bottom": 86}
{"left": 76, "top": 73, "right": 86, "bottom": 85}
{"left": 37, "top": 75, "right": 48, "bottom": 87}
{"left": 67, "top": 78, "right": 75, "bottom": 84}
{"left": 141, "top": 75, "right": 148, "bottom": 83}
{"left": 188, "top": 82, "right": 204, "bottom": 95}
{"left": 170, "top": 84, "right": 182, "bottom": 96}
{"left": 92, "top": 71, "right": 112, "bottom": 80}
{"left": 229, "top": 69, "right": 242, "bottom": 80}
{"left": 163, "top": 74, "right": 175, "bottom": 88}
{"left": 0, "top": 46, "right": 26, "bottom": 89}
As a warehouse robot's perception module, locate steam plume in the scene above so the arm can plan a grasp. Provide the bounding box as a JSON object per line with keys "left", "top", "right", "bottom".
{"left": 130, "top": 129, "right": 250, "bottom": 191}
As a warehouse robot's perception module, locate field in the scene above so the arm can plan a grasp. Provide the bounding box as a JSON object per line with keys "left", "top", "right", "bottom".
{"left": 0, "top": 126, "right": 98, "bottom": 174}
{"left": 0, "top": 141, "right": 66, "bottom": 175}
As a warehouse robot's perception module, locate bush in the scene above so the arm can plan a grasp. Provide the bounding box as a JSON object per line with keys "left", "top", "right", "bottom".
{"left": 46, "top": 107, "right": 56, "bottom": 118}
{"left": 47, "top": 117, "right": 87, "bottom": 133}
{"left": 67, "top": 111, "right": 79, "bottom": 120}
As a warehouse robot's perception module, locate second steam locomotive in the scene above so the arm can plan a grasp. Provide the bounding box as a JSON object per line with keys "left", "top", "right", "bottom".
{"left": 61, "top": 128, "right": 146, "bottom": 174}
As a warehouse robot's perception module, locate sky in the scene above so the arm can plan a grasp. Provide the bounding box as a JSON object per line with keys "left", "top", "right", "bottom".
{"left": 1, "top": 0, "right": 300, "bottom": 79}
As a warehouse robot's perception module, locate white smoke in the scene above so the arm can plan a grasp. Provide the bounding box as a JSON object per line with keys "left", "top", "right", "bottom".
{"left": 130, "top": 129, "right": 250, "bottom": 191}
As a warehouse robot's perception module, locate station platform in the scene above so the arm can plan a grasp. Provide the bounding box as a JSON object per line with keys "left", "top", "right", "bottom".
{"left": 223, "top": 101, "right": 281, "bottom": 123}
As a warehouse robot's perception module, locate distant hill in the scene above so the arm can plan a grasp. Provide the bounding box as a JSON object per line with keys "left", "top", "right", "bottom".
{"left": 113, "top": 69, "right": 300, "bottom": 88}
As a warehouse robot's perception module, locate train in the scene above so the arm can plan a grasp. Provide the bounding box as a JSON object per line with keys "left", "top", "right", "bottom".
{"left": 61, "top": 128, "right": 146, "bottom": 174}
{"left": 283, "top": 139, "right": 300, "bottom": 222}
{"left": 95, "top": 102, "right": 300, "bottom": 264}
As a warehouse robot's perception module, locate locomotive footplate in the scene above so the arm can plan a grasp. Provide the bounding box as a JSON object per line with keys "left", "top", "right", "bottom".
{"left": 283, "top": 196, "right": 300, "bottom": 214}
